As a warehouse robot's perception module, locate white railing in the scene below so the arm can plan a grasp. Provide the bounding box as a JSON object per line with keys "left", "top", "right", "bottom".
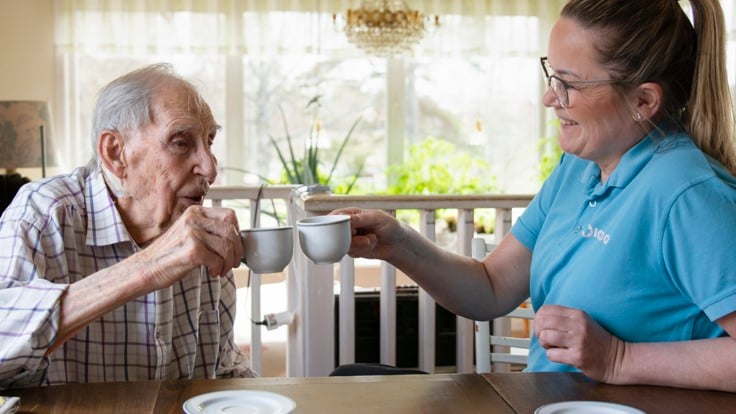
{"left": 207, "top": 185, "right": 533, "bottom": 377}
{"left": 206, "top": 184, "right": 297, "bottom": 376}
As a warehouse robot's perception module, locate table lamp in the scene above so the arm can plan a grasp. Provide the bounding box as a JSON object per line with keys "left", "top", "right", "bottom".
{"left": 0, "top": 100, "right": 55, "bottom": 178}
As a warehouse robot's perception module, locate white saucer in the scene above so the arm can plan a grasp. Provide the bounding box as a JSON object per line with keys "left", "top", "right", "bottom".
{"left": 535, "top": 401, "right": 646, "bottom": 414}
{"left": 183, "top": 390, "right": 296, "bottom": 414}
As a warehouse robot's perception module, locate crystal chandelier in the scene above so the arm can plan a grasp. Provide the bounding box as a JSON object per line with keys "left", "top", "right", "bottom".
{"left": 335, "top": 0, "right": 438, "bottom": 57}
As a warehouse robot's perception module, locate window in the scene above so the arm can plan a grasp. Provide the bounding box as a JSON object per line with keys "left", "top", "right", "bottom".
{"left": 57, "top": 1, "right": 736, "bottom": 194}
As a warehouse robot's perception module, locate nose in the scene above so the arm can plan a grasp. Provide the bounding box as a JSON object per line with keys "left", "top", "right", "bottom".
{"left": 195, "top": 146, "right": 218, "bottom": 183}
{"left": 542, "top": 86, "right": 559, "bottom": 108}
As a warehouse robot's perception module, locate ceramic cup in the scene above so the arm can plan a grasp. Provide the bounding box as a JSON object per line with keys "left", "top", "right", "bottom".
{"left": 240, "top": 226, "right": 294, "bottom": 274}
{"left": 297, "top": 214, "right": 351, "bottom": 264}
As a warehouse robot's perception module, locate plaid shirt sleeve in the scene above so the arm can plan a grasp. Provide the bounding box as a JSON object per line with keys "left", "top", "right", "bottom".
{"left": 0, "top": 186, "right": 69, "bottom": 389}
{"left": 1, "top": 165, "right": 257, "bottom": 389}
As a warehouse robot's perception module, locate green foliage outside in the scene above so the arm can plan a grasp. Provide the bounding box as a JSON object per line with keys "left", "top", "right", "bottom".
{"left": 384, "top": 137, "right": 496, "bottom": 195}
{"left": 538, "top": 120, "right": 563, "bottom": 182}
{"left": 383, "top": 137, "right": 498, "bottom": 234}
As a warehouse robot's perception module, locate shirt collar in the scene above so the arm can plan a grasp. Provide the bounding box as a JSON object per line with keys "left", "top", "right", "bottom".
{"left": 581, "top": 131, "right": 689, "bottom": 197}
{"left": 84, "top": 162, "right": 133, "bottom": 247}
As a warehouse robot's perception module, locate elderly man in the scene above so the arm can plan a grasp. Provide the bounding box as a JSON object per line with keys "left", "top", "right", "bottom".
{"left": 0, "top": 63, "right": 255, "bottom": 389}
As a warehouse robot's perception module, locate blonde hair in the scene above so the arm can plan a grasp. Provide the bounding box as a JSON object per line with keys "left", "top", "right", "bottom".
{"left": 562, "top": 0, "right": 736, "bottom": 175}
{"left": 686, "top": 1, "right": 736, "bottom": 173}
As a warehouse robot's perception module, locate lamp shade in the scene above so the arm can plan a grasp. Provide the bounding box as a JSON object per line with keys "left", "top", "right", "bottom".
{"left": 0, "top": 100, "right": 55, "bottom": 171}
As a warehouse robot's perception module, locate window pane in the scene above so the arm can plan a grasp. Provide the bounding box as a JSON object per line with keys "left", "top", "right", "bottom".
{"left": 237, "top": 55, "right": 386, "bottom": 192}
{"left": 410, "top": 15, "right": 543, "bottom": 193}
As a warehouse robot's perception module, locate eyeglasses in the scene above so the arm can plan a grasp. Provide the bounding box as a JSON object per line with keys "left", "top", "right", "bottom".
{"left": 540, "top": 57, "right": 621, "bottom": 108}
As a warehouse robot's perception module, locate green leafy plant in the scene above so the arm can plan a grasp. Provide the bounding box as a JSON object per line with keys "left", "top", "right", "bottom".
{"left": 538, "top": 119, "right": 562, "bottom": 182}
{"left": 385, "top": 137, "right": 498, "bottom": 233}
{"left": 270, "top": 98, "right": 364, "bottom": 194}
{"left": 385, "top": 137, "right": 496, "bottom": 195}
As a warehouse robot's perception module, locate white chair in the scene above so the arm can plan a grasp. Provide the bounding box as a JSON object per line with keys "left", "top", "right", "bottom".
{"left": 472, "top": 238, "right": 534, "bottom": 373}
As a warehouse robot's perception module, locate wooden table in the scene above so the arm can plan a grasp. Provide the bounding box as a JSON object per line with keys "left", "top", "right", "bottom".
{"left": 482, "top": 372, "right": 736, "bottom": 414}
{"left": 9, "top": 373, "right": 513, "bottom": 414}
{"left": 8, "top": 372, "right": 736, "bottom": 413}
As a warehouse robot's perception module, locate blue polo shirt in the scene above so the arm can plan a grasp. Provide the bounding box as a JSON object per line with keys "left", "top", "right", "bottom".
{"left": 512, "top": 131, "right": 736, "bottom": 372}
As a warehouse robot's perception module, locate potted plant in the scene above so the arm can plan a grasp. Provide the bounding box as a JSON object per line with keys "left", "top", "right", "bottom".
{"left": 270, "top": 97, "right": 364, "bottom": 194}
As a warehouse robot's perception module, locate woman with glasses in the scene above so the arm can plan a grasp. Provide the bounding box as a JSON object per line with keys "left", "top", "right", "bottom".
{"left": 332, "top": 0, "right": 736, "bottom": 391}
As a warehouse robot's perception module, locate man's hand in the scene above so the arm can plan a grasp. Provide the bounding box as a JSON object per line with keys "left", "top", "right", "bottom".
{"left": 137, "top": 205, "right": 243, "bottom": 289}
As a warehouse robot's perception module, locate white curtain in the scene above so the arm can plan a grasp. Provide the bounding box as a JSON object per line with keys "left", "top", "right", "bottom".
{"left": 54, "top": 0, "right": 567, "bottom": 191}
{"left": 55, "top": 0, "right": 567, "bottom": 57}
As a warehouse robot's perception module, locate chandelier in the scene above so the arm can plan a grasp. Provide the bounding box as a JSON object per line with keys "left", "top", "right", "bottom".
{"left": 334, "top": 1, "right": 438, "bottom": 57}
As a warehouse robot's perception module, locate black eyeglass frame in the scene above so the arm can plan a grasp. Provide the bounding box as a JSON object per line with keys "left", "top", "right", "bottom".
{"left": 540, "top": 56, "right": 622, "bottom": 108}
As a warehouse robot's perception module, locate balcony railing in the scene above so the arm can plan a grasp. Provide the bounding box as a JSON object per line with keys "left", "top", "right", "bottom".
{"left": 207, "top": 185, "right": 533, "bottom": 377}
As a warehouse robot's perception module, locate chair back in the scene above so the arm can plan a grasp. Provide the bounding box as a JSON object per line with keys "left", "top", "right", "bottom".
{"left": 0, "top": 173, "right": 30, "bottom": 216}
{"left": 472, "top": 238, "right": 534, "bottom": 373}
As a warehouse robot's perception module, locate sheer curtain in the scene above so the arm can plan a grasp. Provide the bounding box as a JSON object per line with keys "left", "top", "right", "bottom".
{"left": 54, "top": 0, "right": 565, "bottom": 192}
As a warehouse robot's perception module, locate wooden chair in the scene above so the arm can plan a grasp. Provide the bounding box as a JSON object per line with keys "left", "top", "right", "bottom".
{"left": 472, "top": 238, "right": 534, "bottom": 373}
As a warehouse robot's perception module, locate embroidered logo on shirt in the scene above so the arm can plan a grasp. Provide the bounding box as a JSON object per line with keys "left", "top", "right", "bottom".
{"left": 580, "top": 224, "right": 611, "bottom": 244}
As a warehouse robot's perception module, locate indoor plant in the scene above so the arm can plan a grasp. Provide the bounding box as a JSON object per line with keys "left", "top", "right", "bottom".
{"left": 270, "top": 97, "right": 364, "bottom": 194}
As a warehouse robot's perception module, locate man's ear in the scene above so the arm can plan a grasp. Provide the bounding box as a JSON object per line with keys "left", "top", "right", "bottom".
{"left": 98, "top": 130, "right": 126, "bottom": 177}
{"left": 633, "top": 82, "right": 663, "bottom": 121}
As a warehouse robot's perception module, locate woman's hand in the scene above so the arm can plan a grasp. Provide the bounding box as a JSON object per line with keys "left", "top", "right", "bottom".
{"left": 534, "top": 304, "right": 627, "bottom": 383}
{"left": 330, "top": 208, "right": 405, "bottom": 262}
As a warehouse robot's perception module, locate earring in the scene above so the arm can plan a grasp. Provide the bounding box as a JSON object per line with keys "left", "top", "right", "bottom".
{"left": 634, "top": 112, "right": 644, "bottom": 121}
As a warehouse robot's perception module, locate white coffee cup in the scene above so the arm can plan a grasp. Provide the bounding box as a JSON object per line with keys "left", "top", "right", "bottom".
{"left": 297, "top": 214, "right": 351, "bottom": 264}
{"left": 240, "top": 226, "right": 294, "bottom": 274}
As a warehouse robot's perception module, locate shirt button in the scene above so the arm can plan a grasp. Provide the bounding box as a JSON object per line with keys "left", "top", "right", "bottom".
{"left": 155, "top": 331, "right": 161, "bottom": 339}
{"left": 588, "top": 200, "right": 597, "bottom": 207}
{"left": 574, "top": 225, "right": 582, "bottom": 233}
